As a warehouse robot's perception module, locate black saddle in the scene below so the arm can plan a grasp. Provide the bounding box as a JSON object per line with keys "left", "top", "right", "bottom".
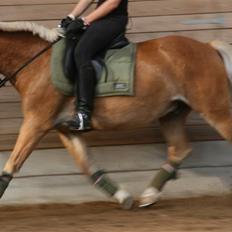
{"left": 63, "top": 33, "right": 129, "bottom": 82}
{"left": 108, "top": 33, "right": 129, "bottom": 50}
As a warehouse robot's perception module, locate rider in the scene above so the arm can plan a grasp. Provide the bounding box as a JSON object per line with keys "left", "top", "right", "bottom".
{"left": 60, "top": 0, "right": 128, "bottom": 131}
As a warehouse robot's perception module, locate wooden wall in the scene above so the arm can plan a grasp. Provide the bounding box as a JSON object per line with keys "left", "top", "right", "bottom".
{"left": 1, "top": 0, "right": 231, "bottom": 151}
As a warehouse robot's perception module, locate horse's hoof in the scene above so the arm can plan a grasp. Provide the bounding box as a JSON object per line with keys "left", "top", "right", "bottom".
{"left": 114, "top": 189, "right": 134, "bottom": 210}
{"left": 139, "top": 187, "right": 161, "bottom": 208}
{"left": 121, "top": 194, "right": 134, "bottom": 210}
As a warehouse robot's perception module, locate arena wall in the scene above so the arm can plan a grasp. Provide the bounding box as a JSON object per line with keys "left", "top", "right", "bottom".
{"left": 0, "top": 0, "right": 232, "bottom": 150}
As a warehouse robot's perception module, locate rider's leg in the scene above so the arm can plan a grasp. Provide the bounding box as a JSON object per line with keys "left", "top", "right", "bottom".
{"left": 64, "top": 16, "right": 128, "bottom": 131}
{"left": 63, "top": 37, "right": 78, "bottom": 83}
{"left": 72, "top": 62, "right": 96, "bottom": 130}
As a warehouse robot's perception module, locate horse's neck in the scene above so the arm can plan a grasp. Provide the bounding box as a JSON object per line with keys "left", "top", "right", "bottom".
{"left": 0, "top": 31, "right": 49, "bottom": 80}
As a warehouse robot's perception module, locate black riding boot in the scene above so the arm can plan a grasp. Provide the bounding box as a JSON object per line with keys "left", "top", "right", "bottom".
{"left": 65, "top": 63, "right": 96, "bottom": 131}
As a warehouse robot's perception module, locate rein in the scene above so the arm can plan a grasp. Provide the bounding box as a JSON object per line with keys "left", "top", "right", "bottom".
{"left": 0, "top": 37, "right": 61, "bottom": 88}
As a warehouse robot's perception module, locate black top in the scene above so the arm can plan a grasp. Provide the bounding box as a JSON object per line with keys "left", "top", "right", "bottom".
{"left": 97, "top": 0, "right": 128, "bottom": 17}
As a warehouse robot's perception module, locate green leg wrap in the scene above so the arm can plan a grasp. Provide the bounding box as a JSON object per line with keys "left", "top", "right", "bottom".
{"left": 0, "top": 172, "right": 13, "bottom": 198}
{"left": 150, "top": 163, "right": 178, "bottom": 191}
{"left": 91, "top": 170, "right": 118, "bottom": 196}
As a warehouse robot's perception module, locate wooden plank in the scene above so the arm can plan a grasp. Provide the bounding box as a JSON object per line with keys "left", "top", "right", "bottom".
{"left": 0, "top": 132, "right": 61, "bottom": 151}
{"left": 0, "top": 111, "right": 213, "bottom": 135}
{"left": 0, "top": 0, "right": 153, "bottom": 6}
{"left": 127, "top": 29, "right": 232, "bottom": 43}
{"left": 0, "top": 4, "right": 74, "bottom": 21}
{"left": 129, "top": 0, "right": 232, "bottom": 17}
{"left": 0, "top": 86, "right": 20, "bottom": 103}
{"left": 80, "top": 125, "right": 223, "bottom": 146}
{"left": 0, "top": 118, "right": 22, "bottom": 134}
{"left": 0, "top": 103, "right": 207, "bottom": 126}
{"left": 127, "top": 13, "right": 232, "bottom": 33}
{"left": 0, "top": 0, "right": 78, "bottom": 5}
{"left": 0, "top": 103, "right": 22, "bottom": 118}
{"left": 0, "top": 0, "right": 230, "bottom": 151}
{"left": 1, "top": 0, "right": 232, "bottom": 21}
{"left": 0, "top": 27, "right": 231, "bottom": 45}
{"left": 26, "top": 11, "right": 232, "bottom": 33}
{"left": 0, "top": 124, "right": 223, "bottom": 151}
{"left": 1, "top": 88, "right": 230, "bottom": 127}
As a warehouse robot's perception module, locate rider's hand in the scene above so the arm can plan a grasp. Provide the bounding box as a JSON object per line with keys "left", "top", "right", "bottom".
{"left": 59, "top": 15, "right": 74, "bottom": 29}
{"left": 66, "top": 18, "right": 89, "bottom": 35}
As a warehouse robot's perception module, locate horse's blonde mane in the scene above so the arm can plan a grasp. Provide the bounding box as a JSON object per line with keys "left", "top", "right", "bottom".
{"left": 0, "top": 21, "right": 61, "bottom": 42}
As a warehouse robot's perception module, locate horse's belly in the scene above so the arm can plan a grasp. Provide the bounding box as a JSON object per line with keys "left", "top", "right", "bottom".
{"left": 92, "top": 96, "right": 169, "bottom": 130}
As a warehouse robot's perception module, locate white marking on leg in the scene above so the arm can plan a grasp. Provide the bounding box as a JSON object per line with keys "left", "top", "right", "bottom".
{"left": 139, "top": 187, "right": 161, "bottom": 208}
{"left": 114, "top": 189, "right": 134, "bottom": 210}
{"left": 70, "top": 135, "right": 91, "bottom": 175}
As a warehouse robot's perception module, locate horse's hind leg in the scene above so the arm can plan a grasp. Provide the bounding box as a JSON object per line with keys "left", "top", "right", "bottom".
{"left": 58, "top": 132, "right": 134, "bottom": 209}
{"left": 0, "top": 116, "right": 50, "bottom": 198}
{"left": 140, "top": 102, "right": 192, "bottom": 207}
{"left": 195, "top": 98, "right": 232, "bottom": 145}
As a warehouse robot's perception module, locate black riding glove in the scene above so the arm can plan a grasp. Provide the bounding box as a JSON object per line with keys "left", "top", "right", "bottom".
{"left": 59, "top": 16, "right": 74, "bottom": 29}
{"left": 66, "top": 18, "right": 87, "bottom": 35}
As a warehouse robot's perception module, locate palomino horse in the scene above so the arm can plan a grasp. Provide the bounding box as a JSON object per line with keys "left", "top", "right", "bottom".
{"left": 0, "top": 21, "right": 232, "bottom": 209}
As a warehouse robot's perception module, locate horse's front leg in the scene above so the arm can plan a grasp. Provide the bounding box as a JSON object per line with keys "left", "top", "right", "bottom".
{"left": 58, "top": 132, "right": 134, "bottom": 209}
{"left": 0, "top": 116, "right": 50, "bottom": 198}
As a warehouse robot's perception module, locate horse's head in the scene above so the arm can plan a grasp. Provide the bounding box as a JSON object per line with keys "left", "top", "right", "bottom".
{"left": 0, "top": 21, "right": 59, "bottom": 80}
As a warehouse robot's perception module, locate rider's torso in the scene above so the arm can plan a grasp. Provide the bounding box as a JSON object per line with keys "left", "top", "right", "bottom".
{"left": 96, "top": 0, "right": 128, "bottom": 17}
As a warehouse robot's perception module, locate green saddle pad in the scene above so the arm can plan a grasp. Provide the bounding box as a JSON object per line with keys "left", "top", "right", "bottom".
{"left": 51, "top": 38, "right": 136, "bottom": 97}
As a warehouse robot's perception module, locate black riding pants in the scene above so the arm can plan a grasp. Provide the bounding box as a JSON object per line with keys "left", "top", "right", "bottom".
{"left": 64, "top": 15, "right": 128, "bottom": 112}
{"left": 74, "top": 16, "right": 128, "bottom": 67}
{"left": 64, "top": 15, "right": 128, "bottom": 81}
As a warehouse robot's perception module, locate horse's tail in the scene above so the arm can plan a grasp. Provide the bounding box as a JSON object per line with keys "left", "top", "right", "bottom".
{"left": 209, "top": 40, "right": 232, "bottom": 84}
